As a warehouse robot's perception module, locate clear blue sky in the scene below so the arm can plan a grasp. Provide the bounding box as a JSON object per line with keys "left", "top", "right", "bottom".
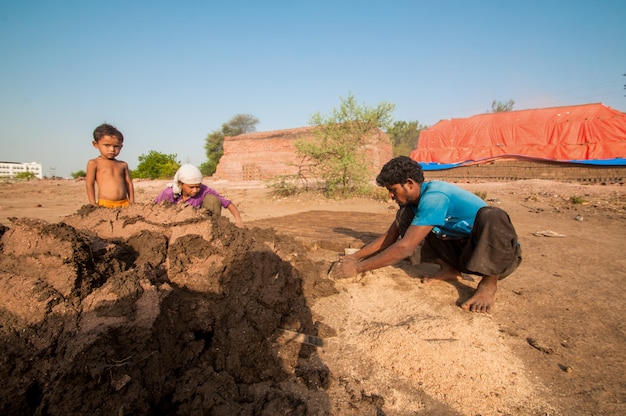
{"left": 1, "top": 0, "right": 625, "bottom": 178}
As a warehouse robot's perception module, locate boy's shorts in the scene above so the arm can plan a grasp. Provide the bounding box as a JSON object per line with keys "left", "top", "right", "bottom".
{"left": 97, "top": 198, "right": 130, "bottom": 208}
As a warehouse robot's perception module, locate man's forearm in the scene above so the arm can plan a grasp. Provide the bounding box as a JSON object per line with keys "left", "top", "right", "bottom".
{"left": 356, "top": 243, "right": 414, "bottom": 273}
{"left": 352, "top": 224, "right": 400, "bottom": 261}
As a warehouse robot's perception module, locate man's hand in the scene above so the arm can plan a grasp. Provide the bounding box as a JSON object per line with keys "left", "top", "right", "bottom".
{"left": 328, "top": 257, "right": 359, "bottom": 279}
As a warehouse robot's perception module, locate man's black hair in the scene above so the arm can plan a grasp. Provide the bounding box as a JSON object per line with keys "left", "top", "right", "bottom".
{"left": 376, "top": 156, "right": 424, "bottom": 187}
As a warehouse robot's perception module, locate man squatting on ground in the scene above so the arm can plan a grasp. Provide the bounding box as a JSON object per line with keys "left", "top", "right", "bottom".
{"left": 330, "top": 156, "right": 522, "bottom": 313}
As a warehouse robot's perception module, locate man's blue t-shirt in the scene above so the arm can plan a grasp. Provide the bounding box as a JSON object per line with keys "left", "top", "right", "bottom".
{"left": 411, "top": 181, "right": 487, "bottom": 238}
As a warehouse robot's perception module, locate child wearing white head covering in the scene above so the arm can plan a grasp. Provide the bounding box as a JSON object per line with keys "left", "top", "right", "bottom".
{"left": 172, "top": 164, "right": 203, "bottom": 196}
{"left": 154, "top": 164, "right": 244, "bottom": 227}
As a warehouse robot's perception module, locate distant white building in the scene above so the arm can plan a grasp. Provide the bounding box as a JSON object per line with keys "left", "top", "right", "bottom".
{"left": 0, "top": 161, "right": 43, "bottom": 179}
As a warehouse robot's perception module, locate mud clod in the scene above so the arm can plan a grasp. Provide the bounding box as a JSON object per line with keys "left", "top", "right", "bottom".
{"left": 0, "top": 203, "right": 335, "bottom": 415}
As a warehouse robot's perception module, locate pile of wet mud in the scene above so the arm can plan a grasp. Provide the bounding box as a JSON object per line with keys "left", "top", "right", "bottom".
{"left": 0, "top": 203, "right": 338, "bottom": 415}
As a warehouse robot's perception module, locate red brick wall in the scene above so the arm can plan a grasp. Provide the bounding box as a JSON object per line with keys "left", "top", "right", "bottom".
{"left": 214, "top": 127, "right": 394, "bottom": 181}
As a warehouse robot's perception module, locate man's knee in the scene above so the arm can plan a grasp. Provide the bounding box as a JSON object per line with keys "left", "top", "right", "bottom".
{"left": 201, "top": 195, "right": 222, "bottom": 215}
{"left": 471, "top": 206, "right": 521, "bottom": 277}
{"left": 477, "top": 206, "right": 508, "bottom": 222}
{"left": 475, "top": 206, "right": 516, "bottom": 236}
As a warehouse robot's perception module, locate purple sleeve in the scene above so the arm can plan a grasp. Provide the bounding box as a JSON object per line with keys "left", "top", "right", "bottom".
{"left": 154, "top": 187, "right": 175, "bottom": 204}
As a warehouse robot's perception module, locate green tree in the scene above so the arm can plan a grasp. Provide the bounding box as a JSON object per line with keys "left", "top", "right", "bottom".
{"left": 296, "top": 93, "right": 395, "bottom": 195}
{"left": 14, "top": 171, "right": 36, "bottom": 181}
{"left": 71, "top": 170, "right": 86, "bottom": 179}
{"left": 200, "top": 130, "right": 225, "bottom": 176}
{"left": 489, "top": 99, "right": 515, "bottom": 112}
{"left": 132, "top": 151, "right": 180, "bottom": 179}
{"left": 222, "top": 113, "right": 259, "bottom": 136}
{"left": 201, "top": 114, "right": 259, "bottom": 176}
{"left": 386, "top": 120, "right": 426, "bottom": 157}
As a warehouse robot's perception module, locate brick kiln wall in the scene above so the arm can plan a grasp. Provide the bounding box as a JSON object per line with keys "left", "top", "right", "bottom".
{"left": 214, "top": 127, "right": 394, "bottom": 181}
{"left": 424, "top": 160, "right": 626, "bottom": 184}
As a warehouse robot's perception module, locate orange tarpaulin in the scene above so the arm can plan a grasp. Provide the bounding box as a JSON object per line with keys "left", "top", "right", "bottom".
{"left": 410, "top": 103, "right": 626, "bottom": 167}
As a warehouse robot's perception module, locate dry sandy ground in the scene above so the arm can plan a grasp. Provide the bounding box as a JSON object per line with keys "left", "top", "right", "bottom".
{"left": 0, "top": 177, "right": 625, "bottom": 415}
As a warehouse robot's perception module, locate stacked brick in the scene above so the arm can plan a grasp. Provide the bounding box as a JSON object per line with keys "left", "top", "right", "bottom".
{"left": 214, "top": 126, "right": 393, "bottom": 181}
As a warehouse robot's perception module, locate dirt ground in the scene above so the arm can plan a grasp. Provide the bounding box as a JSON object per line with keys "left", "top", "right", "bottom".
{"left": 0, "top": 177, "right": 625, "bottom": 415}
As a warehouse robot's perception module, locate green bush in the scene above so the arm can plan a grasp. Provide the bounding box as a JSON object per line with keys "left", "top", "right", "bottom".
{"left": 297, "top": 93, "right": 395, "bottom": 196}
{"left": 132, "top": 151, "right": 180, "bottom": 179}
{"left": 14, "top": 171, "right": 36, "bottom": 181}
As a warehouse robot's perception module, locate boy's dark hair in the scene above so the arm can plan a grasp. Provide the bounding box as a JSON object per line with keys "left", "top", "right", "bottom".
{"left": 93, "top": 123, "right": 124, "bottom": 143}
{"left": 376, "top": 156, "right": 424, "bottom": 187}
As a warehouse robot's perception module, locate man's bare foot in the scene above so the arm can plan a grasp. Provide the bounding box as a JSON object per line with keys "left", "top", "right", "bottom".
{"left": 461, "top": 275, "right": 498, "bottom": 313}
{"left": 422, "top": 259, "right": 462, "bottom": 285}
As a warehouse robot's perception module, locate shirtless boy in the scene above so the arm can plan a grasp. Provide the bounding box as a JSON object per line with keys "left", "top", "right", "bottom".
{"left": 86, "top": 123, "right": 134, "bottom": 208}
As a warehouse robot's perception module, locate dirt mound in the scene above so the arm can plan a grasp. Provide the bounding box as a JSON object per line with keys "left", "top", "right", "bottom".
{"left": 0, "top": 203, "right": 355, "bottom": 415}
